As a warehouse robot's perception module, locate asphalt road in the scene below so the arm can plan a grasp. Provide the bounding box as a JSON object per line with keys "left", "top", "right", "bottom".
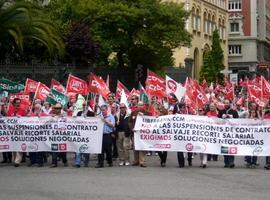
{"left": 0, "top": 153, "right": 269, "bottom": 200}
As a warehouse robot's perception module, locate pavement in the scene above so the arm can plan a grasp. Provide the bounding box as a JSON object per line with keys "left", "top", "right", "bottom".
{"left": 0, "top": 152, "right": 269, "bottom": 200}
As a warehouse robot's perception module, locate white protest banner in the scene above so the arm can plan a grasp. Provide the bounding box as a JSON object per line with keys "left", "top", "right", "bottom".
{"left": 134, "top": 114, "right": 270, "bottom": 156}
{"left": 0, "top": 116, "right": 104, "bottom": 153}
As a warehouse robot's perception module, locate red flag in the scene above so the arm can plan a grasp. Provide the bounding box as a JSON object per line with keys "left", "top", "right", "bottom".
{"left": 236, "top": 97, "right": 244, "bottom": 105}
{"left": 88, "top": 73, "right": 110, "bottom": 98}
{"left": 9, "top": 93, "right": 31, "bottom": 111}
{"left": 189, "top": 78, "right": 208, "bottom": 108}
{"left": 224, "top": 83, "right": 234, "bottom": 100}
{"left": 145, "top": 69, "right": 166, "bottom": 98}
{"left": 34, "top": 82, "right": 50, "bottom": 100}
{"left": 106, "top": 74, "right": 110, "bottom": 89}
{"left": 50, "top": 79, "right": 66, "bottom": 93}
{"left": 248, "top": 85, "right": 267, "bottom": 108}
{"left": 184, "top": 78, "right": 200, "bottom": 111}
{"left": 24, "top": 78, "right": 38, "bottom": 94}
{"left": 66, "top": 74, "right": 88, "bottom": 95}
{"left": 116, "top": 80, "right": 130, "bottom": 99}
{"left": 129, "top": 88, "right": 140, "bottom": 101}
{"left": 247, "top": 80, "right": 262, "bottom": 94}
{"left": 67, "top": 92, "right": 77, "bottom": 102}
{"left": 202, "top": 79, "right": 208, "bottom": 90}
{"left": 261, "top": 76, "right": 270, "bottom": 97}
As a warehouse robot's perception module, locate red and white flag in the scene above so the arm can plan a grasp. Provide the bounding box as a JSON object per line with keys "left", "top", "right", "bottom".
{"left": 145, "top": 69, "right": 166, "bottom": 98}
{"left": 34, "top": 82, "right": 50, "bottom": 100}
{"left": 201, "top": 79, "right": 208, "bottom": 90}
{"left": 66, "top": 74, "right": 88, "bottom": 95}
{"left": 50, "top": 79, "right": 66, "bottom": 93}
{"left": 224, "top": 83, "right": 234, "bottom": 100}
{"left": 24, "top": 78, "right": 38, "bottom": 94}
{"left": 9, "top": 93, "right": 31, "bottom": 110}
{"left": 116, "top": 80, "right": 130, "bottom": 99}
{"left": 128, "top": 88, "right": 140, "bottom": 101}
{"left": 188, "top": 78, "right": 208, "bottom": 109}
{"left": 165, "top": 75, "right": 186, "bottom": 101}
{"left": 248, "top": 85, "right": 268, "bottom": 108}
{"left": 261, "top": 76, "right": 270, "bottom": 97}
{"left": 88, "top": 73, "right": 110, "bottom": 98}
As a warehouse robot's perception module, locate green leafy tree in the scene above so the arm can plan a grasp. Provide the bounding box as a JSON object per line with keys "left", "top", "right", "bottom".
{"left": 73, "top": 0, "right": 191, "bottom": 72}
{"left": 0, "top": 0, "right": 64, "bottom": 58}
{"left": 199, "top": 29, "right": 225, "bottom": 84}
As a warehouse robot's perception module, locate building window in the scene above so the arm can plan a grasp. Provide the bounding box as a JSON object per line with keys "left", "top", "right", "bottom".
{"left": 228, "top": 0, "right": 242, "bottom": 11}
{"left": 230, "top": 22, "right": 239, "bottom": 32}
{"left": 196, "top": 16, "right": 201, "bottom": 31}
{"left": 229, "top": 45, "right": 242, "bottom": 55}
{"left": 220, "top": 0, "right": 225, "bottom": 9}
{"left": 192, "top": 10, "right": 201, "bottom": 32}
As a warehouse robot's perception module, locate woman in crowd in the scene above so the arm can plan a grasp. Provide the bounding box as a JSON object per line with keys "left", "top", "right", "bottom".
{"left": 198, "top": 108, "right": 207, "bottom": 168}
{"left": 245, "top": 109, "right": 259, "bottom": 168}
{"left": 28, "top": 103, "right": 47, "bottom": 167}
{"left": 206, "top": 103, "right": 218, "bottom": 161}
{"left": 156, "top": 104, "right": 168, "bottom": 167}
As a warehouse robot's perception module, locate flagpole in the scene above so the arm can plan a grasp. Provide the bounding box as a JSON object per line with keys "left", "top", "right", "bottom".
{"left": 261, "top": 75, "right": 264, "bottom": 119}
{"left": 86, "top": 92, "right": 89, "bottom": 104}
{"left": 30, "top": 82, "right": 40, "bottom": 115}
{"left": 65, "top": 73, "right": 71, "bottom": 96}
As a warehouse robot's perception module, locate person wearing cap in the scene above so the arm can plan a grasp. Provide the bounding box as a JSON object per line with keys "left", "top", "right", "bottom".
{"left": 95, "top": 104, "right": 115, "bottom": 168}
{"left": 116, "top": 103, "right": 131, "bottom": 166}
{"left": 74, "top": 102, "right": 95, "bottom": 168}
{"left": 128, "top": 101, "right": 149, "bottom": 167}
{"left": 50, "top": 103, "right": 68, "bottom": 168}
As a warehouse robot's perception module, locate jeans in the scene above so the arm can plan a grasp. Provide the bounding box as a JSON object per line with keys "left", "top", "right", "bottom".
{"left": 75, "top": 153, "right": 90, "bottom": 166}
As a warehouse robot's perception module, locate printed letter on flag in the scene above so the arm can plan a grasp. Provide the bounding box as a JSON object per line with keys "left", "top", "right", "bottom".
{"left": 88, "top": 73, "right": 110, "bottom": 98}
{"left": 145, "top": 70, "right": 166, "bottom": 98}
{"left": 24, "top": 78, "right": 38, "bottom": 94}
{"left": 165, "top": 75, "right": 186, "bottom": 101}
{"left": 34, "top": 82, "right": 50, "bottom": 101}
{"left": 50, "top": 79, "right": 66, "bottom": 94}
{"left": 66, "top": 74, "right": 88, "bottom": 95}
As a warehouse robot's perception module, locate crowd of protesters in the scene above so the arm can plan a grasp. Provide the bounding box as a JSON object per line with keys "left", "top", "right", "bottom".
{"left": 1, "top": 76, "right": 270, "bottom": 170}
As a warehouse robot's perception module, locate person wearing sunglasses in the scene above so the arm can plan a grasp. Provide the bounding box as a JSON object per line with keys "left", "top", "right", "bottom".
{"left": 116, "top": 103, "right": 131, "bottom": 166}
